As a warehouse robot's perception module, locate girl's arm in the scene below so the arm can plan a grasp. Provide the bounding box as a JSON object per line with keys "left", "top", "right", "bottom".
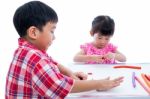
{"left": 73, "top": 50, "right": 103, "bottom": 63}
{"left": 114, "top": 50, "right": 126, "bottom": 62}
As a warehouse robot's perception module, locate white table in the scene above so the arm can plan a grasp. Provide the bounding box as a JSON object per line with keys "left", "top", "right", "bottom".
{"left": 66, "top": 63, "right": 150, "bottom": 99}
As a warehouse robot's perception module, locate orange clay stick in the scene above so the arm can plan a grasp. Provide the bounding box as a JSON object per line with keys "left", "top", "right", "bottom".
{"left": 141, "top": 73, "right": 150, "bottom": 88}
{"left": 145, "top": 74, "right": 150, "bottom": 81}
{"left": 135, "top": 76, "right": 150, "bottom": 95}
{"left": 113, "top": 65, "right": 141, "bottom": 70}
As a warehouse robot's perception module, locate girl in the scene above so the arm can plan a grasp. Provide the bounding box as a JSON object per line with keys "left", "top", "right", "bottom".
{"left": 74, "top": 15, "right": 126, "bottom": 64}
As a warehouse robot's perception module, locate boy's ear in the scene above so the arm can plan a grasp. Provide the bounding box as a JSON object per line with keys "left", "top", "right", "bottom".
{"left": 27, "top": 26, "right": 39, "bottom": 39}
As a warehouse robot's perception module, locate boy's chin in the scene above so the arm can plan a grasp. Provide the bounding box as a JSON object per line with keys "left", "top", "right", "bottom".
{"left": 44, "top": 47, "right": 49, "bottom": 51}
{"left": 48, "top": 43, "right": 52, "bottom": 46}
{"left": 46, "top": 43, "right": 52, "bottom": 49}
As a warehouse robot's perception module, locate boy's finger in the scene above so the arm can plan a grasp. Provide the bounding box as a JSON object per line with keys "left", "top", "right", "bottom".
{"left": 112, "top": 83, "right": 121, "bottom": 88}
{"left": 103, "top": 77, "right": 110, "bottom": 80}
{"left": 113, "top": 77, "right": 124, "bottom": 81}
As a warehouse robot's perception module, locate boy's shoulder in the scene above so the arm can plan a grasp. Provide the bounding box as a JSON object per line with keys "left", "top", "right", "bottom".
{"left": 17, "top": 38, "right": 49, "bottom": 63}
{"left": 27, "top": 48, "right": 47, "bottom": 59}
{"left": 17, "top": 46, "right": 47, "bottom": 63}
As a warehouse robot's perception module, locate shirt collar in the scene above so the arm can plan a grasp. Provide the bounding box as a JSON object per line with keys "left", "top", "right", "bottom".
{"left": 18, "top": 38, "right": 46, "bottom": 54}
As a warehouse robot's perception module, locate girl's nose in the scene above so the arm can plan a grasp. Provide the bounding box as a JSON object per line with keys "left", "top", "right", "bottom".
{"left": 101, "top": 39, "right": 106, "bottom": 44}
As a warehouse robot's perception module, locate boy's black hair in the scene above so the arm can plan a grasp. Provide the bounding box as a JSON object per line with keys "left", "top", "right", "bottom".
{"left": 13, "top": 1, "right": 58, "bottom": 37}
{"left": 91, "top": 15, "right": 115, "bottom": 36}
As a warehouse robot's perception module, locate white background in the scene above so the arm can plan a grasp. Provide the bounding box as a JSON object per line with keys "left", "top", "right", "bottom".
{"left": 1, "top": 0, "right": 150, "bottom": 98}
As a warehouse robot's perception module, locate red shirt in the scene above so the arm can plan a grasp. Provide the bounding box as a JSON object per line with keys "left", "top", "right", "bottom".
{"left": 5, "top": 38, "right": 74, "bottom": 99}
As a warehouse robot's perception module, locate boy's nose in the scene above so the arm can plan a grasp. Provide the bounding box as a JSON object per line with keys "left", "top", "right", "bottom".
{"left": 53, "top": 35, "right": 56, "bottom": 40}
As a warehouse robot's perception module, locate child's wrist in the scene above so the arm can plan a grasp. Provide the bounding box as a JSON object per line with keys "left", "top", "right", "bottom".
{"left": 88, "top": 55, "right": 95, "bottom": 61}
{"left": 112, "top": 53, "right": 116, "bottom": 59}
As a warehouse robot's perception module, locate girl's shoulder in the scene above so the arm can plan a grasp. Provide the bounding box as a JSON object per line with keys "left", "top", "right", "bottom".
{"left": 105, "top": 43, "right": 118, "bottom": 52}
{"left": 80, "top": 42, "right": 92, "bottom": 47}
{"left": 80, "top": 42, "right": 93, "bottom": 51}
{"left": 106, "top": 43, "right": 114, "bottom": 47}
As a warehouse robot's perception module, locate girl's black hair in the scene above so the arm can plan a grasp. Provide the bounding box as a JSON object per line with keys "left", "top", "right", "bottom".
{"left": 91, "top": 15, "right": 115, "bottom": 36}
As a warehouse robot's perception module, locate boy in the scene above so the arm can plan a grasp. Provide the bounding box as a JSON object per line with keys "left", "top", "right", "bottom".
{"left": 5, "top": 1, "right": 124, "bottom": 99}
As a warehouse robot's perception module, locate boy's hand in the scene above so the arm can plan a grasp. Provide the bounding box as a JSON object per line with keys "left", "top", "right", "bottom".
{"left": 71, "top": 72, "right": 88, "bottom": 80}
{"left": 97, "top": 76, "right": 124, "bottom": 91}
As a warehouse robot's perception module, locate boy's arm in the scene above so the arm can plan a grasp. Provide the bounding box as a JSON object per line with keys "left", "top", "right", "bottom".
{"left": 52, "top": 64, "right": 124, "bottom": 93}
{"left": 57, "top": 63, "right": 87, "bottom": 80}
{"left": 73, "top": 50, "right": 103, "bottom": 63}
{"left": 71, "top": 77, "right": 124, "bottom": 93}
{"left": 32, "top": 59, "right": 74, "bottom": 98}
{"left": 57, "top": 63, "right": 76, "bottom": 78}
{"left": 32, "top": 59, "right": 123, "bottom": 96}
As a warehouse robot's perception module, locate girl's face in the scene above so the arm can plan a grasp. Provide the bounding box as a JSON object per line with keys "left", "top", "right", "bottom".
{"left": 93, "top": 33, "right": 112, "bottom": 48}
{"left": 35, "top": 22, "right": 57, "bottom": 51}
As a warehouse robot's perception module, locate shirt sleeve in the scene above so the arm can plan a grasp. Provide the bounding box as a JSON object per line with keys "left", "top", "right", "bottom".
{"left": 32, "top": 59, "right": 74, "bottom": 98}
{"left": 50, "top": 57, "right": 58, "bottom": 65}
{"left": 108, "top": 43, "right": 118, "bottom": 53}
{"left": 80, "top": 43, "right": 88, "bottom": 54}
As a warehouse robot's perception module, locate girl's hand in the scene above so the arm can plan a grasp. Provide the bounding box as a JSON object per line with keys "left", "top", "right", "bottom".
{"left": 91, "top": 55, "right": 104, "bottom": 63}
{"left": 97, "top": 76, "right": 124, "bottom": 91}
{"left": 103, "top": 52, "right": 115, "bottom": 60}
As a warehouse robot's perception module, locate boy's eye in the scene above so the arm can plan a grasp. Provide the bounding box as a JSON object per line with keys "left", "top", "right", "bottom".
{"left": 51, "top": 31, "right": 54, "bottom": 34}
{"left": 105, "top": 37, "right": 110, "bottom": 40}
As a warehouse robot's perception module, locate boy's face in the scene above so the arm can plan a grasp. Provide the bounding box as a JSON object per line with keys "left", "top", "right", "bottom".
{"left": 93, "top": 33, "right": 111, "bottom": 48}
{"left": 35, "top": 22, "right": 57, "bottom": 51}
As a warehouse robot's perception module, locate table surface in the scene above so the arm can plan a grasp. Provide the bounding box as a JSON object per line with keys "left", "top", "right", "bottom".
{"left": 66, "top": 63, "right": 150, "bottom": 99}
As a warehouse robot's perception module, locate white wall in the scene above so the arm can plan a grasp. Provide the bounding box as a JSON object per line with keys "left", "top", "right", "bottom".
{"left": 1, "top": 0, "right": 150, "bottom": 98}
